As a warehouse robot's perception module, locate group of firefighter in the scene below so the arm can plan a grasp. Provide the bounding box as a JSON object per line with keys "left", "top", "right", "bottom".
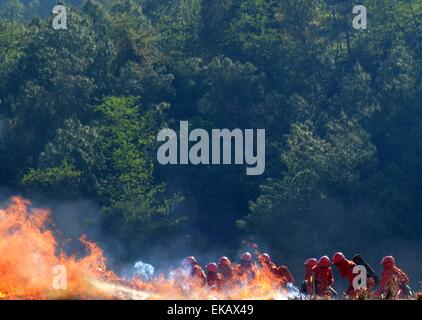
{"left": 181, "top": 251, "right": 412, "bottom": 299}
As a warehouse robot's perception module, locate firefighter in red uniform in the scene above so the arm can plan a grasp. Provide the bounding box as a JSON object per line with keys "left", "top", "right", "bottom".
{"left": 218, "top": 256, "right": 235, "bottom": 286}
{"left": 258, "top": 253, "right": 278, "bottom": 274}
{"left": 374, "top": 256, "right": 410, "bottom": 299}
{"left": 238, "top": 252, "right": 256, "bottom": 280}
{"left": 258, "top": 253, "right": 294, "bottom": 286}
{"left": 182, "top": 256, "right": 206, "bottom": 286}
{"left": 332, "top": 252, "right": 358, "bottom": 296}
{"left": 314, "top": 256, "right": 334, "bottom": 297}
{"left": 303, "top": 258, "right": 318, "bottom": 295}
{"left": 206, "top": 262, "right": 223, "bottom": 289}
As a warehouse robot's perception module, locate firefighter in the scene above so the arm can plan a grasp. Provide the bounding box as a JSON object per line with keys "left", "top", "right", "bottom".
{"left": 314, "top": 256, "right": 334, "bottom": 297}
{"left": 332, "top": 252, "right": 358, "bottom": 296}
{"left": 238, "top": 252, "right": 256, "bottom": 280}
{"left": 182, "top": 256, "right": 206, "bottom": 286}
{"left": 206, "top": 262, "right": 223, "bottom": 289}
{"left": 258, "top": 253, "right": 294, "bottom": 286}
{"left": 258, "top": 253, "right": 283, "bottom": 282}
{"left": 218, "top": 256, "right": 235, "bottom": 285}
{"left": 374, "top": 256, "right": 410, "bottom": 299}
{"left": 258, "top": 253, "right": 277, "bottom": 272}
{"left": 302, "top": 258, "right": 318, "bottom": 295}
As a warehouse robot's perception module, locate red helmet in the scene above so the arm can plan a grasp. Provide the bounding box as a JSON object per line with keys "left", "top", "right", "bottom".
{"left": 260, "top": 253, "right": 271, "bottom": 263}
{"left": 318, "top": 256, "right": 331, "bottom": 267}
{"left": 206, "top": 262, "right": 218, "bottom": 273}
{"left": 332, "top": 252, "right": 346, "bottom": 265}
{"left": 183, "top": 256, "right": 197, "bottom": 265}
{"left": 305, "top": 258, "right": 318, "bottom": 267}
{"left": 241, "top": 252, "right": 252, "bottom": 262}
{"left": 381, "top": 256, "right": 395, "bottom": 266}
{"left": 218, "top": 256, "right": 231, "bottom": 266}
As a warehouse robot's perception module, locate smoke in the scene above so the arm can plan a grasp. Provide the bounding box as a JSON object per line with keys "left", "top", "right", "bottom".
{"left": 2, "top": 192, "right": 420, "bottom": 295}
{"left": 133, "top": 260, "right": 155, "bottom": 280}
{"left": 25, "top": 196, "right": 128, "bottom": 268}
{"left": 48, "top": 199, "right": 102, "bottom": 239}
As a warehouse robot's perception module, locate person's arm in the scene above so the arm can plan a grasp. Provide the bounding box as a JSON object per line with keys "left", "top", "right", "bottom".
{"left": 280, "top": 265, "right": 294, "bottom": 283}
{"left": 397, "top": 268, "right": 409, "bottom": 285}
{"left": 194, "top": 266, "right": 207, "bottom": 286}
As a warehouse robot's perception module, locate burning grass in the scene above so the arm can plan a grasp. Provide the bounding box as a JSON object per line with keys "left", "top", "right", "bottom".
{"left": 0, "top": 196, "right": 119, "bottom": 299}
{"left": 0, "top": 196, "right": 291, "bottom": 300}
{"left": 0, "top": 196, "right": 417, "bottom": 300}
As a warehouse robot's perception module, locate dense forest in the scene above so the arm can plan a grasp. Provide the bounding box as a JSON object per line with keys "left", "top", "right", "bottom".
{"left": 0, "top": 0, "right": 421, "bottom": 282}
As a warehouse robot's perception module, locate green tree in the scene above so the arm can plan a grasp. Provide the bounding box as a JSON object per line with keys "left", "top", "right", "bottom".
{"left": 244, "top": 119, "right": 377, "bottom": 254}
{"left": 93, "top": 96, "right": 184, "bottom": 245}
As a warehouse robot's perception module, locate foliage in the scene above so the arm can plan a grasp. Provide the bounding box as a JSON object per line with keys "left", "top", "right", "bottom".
{"left": 0, "top": 0, "right": 421, "bottom": 267}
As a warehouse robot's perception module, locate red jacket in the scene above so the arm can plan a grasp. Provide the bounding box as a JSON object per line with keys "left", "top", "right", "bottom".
{"left": 220, "top": 265, "right": 235, "bottom": 284}
{"left": 314, "top": 265, "right": 334, "bottom": 296}
{"left": 304, "top": 265, "right": 316, "bottom": 294}
{"left": 238, "top": 262, "right": 256, "bottom": 280}
{"left": 376, "top": 264, "right": 409, "bottom": 296}
{"left": 206, "top": 272, "right": 223, "bottom": 289}
{"left": 191, "top": 264, "right": 207, "bottom": 286}
{"left": 336, "top": 259, "right": 357, "bottom": 294}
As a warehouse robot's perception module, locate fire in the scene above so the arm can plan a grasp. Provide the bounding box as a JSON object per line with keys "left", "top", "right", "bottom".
{"left": 0, "top": 196, "right": 291, "bottom": 300}
{"left": 0, "top": 196, "right": 118, "bottom": 299}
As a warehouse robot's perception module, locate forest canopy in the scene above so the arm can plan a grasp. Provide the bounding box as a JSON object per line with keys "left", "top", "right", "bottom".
{"left": 0, "top": 0, "right": 421, "bottom": 279}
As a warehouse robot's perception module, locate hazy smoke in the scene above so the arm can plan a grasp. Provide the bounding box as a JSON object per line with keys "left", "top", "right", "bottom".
{"left": 133, "top": 260, "right": 155, "bottom": 280}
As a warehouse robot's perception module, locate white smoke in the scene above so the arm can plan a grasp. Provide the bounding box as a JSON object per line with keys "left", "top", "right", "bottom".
{"left": 286, "top": 282, "right": 300, "bottom": 299}
{"left": 133, "top": 260, "right": 155, "bottom": 280}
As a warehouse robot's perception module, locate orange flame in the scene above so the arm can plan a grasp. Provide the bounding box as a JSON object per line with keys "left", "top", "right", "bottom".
{"left": 0, "top": 196, "right": 118, "bottom": 299}
{"left": 0, "top": 196, "right": 291, "bottom": 300}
